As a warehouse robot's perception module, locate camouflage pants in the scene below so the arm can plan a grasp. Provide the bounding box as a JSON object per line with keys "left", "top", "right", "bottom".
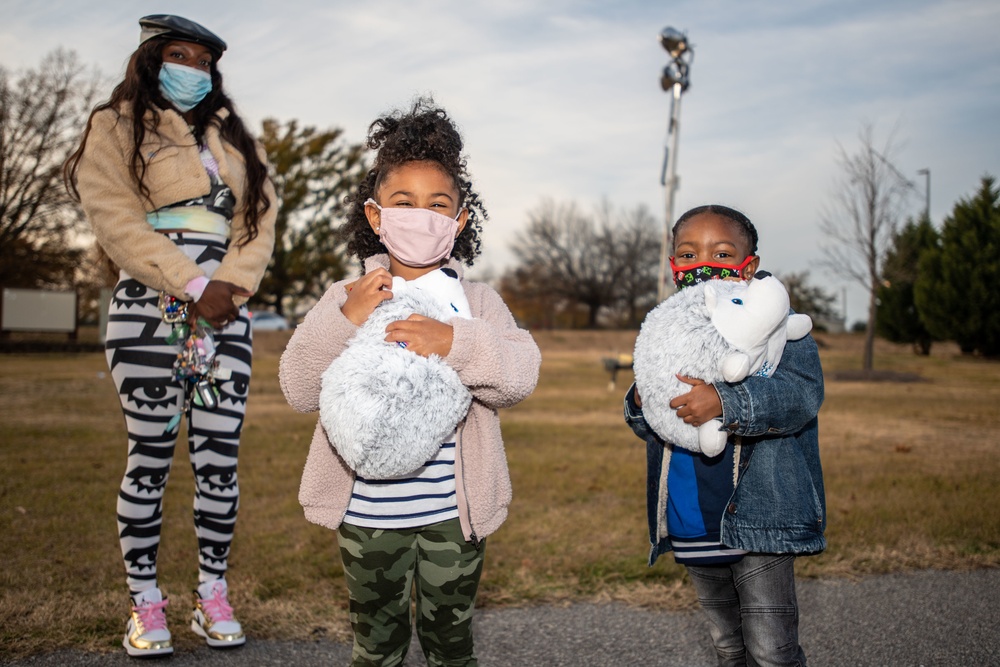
{"left": 337, "top": 518, "right": 485, "bottom": 667}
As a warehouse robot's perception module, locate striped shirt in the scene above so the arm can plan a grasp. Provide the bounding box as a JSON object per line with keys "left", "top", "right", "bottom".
{"left": 343, "top": 439, "right": 459, "bottom": 529}
{"left": 670, "top": 536, "right": 748, "bottom": 564}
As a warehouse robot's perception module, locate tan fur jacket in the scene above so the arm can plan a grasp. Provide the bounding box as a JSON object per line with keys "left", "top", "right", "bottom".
{"left": 279, "top": 255, "right": 542, "bottom": 542}
{"left": 74, "top": 105, "right": 276, "bottom": 302}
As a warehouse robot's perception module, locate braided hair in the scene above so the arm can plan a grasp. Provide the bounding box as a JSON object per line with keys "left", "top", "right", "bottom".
{"left": 673, "top": 204, "right": 759, "bottom": 256}
{"left": 343, "top": 98, "right": 487, "bottom": 269}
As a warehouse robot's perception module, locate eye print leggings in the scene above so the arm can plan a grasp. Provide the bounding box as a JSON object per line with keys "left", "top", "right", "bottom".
{"left": 105, "top": 232, "right": 252, "bottom": 594}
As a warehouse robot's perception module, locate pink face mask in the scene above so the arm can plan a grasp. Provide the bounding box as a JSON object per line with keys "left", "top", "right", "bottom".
{"left": 366, "top": 198, "right": 462, "bottom": 267}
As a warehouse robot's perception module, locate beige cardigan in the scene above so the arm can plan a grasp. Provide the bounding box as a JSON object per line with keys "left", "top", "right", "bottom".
{"left": 279, "top": 256, "right": 541, "bottom": 542}
{"left": 74, "top": 105, "right": 276, "bottom": 301}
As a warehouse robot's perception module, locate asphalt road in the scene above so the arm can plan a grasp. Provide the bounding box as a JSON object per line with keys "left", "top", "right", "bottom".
{"left": 5, "top": 569, "right": 998, "bottom": 666}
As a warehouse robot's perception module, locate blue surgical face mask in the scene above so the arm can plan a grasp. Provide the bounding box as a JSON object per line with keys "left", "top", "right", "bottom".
{"left": 158, "top": 63, "right": 212, "bottom": 113}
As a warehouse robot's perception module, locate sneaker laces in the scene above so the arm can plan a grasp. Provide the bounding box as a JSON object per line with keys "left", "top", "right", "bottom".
{"left": 199, "top": 583, "right": 234, "bottom": 623}
{"left": 133, "top": 597, "right": 169, "bottom": 632}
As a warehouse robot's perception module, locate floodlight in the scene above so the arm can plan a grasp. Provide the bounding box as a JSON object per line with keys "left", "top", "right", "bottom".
{"left": 659, "top": 27, "right": 689, "bottom": 58}
{"left": 660, "top": 62, "right": 689, "bottom": 92}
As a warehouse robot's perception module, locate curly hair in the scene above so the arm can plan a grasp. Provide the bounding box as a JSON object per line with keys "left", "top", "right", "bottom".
{"left": 64, "top": 38, "right": 270, "bottom": 248}
{"left": 343, "top": 98, "right": 487, "bottom": 269}
{"left": 673, "top": 204, "right": 759, "bottom": 255}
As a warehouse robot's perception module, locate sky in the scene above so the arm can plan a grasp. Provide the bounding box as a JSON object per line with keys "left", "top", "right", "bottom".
{"left": 2, "top": 0, "right": 998, "bottom": 325}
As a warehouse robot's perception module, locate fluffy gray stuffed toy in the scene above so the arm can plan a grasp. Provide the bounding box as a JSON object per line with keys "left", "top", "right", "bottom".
{"left": 632, "top": 273, "right": 812, "bottom": 457}
{"left": 319, "top": 269, "right": 472, "bottom": 479}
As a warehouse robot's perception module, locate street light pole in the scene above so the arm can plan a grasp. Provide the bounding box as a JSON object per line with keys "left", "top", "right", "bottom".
{"left": 658, "top": 83, "right": 683, "bottom": 303}
{"left": 656, "top": 27, "right": 693, "bottom": 302}
{"left": 917, "top": 168, "right": 930, "bottom": 221}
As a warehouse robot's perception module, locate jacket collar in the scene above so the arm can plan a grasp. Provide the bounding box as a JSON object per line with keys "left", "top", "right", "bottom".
{"left": 115, "top": 100, "right": 229, "bottom": 123}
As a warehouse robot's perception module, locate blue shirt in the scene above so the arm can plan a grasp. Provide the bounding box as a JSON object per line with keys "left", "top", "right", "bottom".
{"left": 667, "top": 446, "right": 747, "bottom": 564}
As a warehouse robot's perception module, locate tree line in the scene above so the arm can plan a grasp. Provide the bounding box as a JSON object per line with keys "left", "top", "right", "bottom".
{"left": 2, "top": 50, "right": 997, "bottom": 358}
{"left": 819, "top": 123, "right": 1000, "bottom": 362}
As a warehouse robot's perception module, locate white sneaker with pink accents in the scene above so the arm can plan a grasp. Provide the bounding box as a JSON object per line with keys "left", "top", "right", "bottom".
{"left": 123, "top": 587, "right": 173, "bottom": 657}
{"left": 190, "top": 579, "right": 245, "bottom": 648}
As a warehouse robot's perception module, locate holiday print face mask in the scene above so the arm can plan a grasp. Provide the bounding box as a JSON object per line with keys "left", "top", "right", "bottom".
{"left": 670, "top": 255, "right": 758, "bottom": 289}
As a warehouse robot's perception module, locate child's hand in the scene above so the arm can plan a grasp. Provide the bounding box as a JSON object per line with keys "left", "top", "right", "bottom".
{"left": 341, "top": 268, "right": 393, "bottom": 326}
{"left": 669, "top": 375, "right": 723, "bottom": 427}
{"left": 385, "top": 314, "right": 454, "bottom": 358}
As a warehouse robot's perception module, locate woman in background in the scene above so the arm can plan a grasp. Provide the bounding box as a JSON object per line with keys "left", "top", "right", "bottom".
{"left": 65, "top": 14, "right": 275, "bottom": 657}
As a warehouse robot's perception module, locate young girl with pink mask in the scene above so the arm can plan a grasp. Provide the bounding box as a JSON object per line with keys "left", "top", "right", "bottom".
{"left": 279, "top": 98, "right": 541, "bottom": 666}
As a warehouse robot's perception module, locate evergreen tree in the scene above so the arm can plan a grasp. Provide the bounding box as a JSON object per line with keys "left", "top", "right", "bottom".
{"left": 876, "top": 215, "right": 939, "bottom": 354}
{"left": 914, "top": 176, "right": 1000, "bottom": 357}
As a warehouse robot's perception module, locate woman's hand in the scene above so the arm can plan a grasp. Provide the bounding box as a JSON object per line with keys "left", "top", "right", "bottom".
{"left": 385, "top": 314, "right": 454, "bottom": 358}
{"left": 188, "top": 280, "right": 253, "bottom": 329}
{"left": 341, "top": 268, "right": 393, "bottom": 326}
{"left": 669, "top": 375, "right": 723, "bottom": 427}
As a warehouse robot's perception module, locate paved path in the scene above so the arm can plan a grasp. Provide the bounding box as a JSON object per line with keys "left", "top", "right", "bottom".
{"left": 5, "top": 569, "right": 999, "bottom": 666}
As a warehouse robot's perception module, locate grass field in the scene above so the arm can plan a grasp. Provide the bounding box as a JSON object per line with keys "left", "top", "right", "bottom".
{"left": 1, "top": 330, "right": 998, "bottom": 657}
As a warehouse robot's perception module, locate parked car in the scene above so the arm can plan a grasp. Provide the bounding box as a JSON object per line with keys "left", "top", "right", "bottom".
{"left": 249, "top": 311, "right": 290, "bottom": 331}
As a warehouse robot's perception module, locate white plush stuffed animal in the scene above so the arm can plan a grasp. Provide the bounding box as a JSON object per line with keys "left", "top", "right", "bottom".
{"left": 319, "top": 268, "right": 472, "bottom": 479}
{"left": 632, "top": 272, "right": 812, "bottom": 457}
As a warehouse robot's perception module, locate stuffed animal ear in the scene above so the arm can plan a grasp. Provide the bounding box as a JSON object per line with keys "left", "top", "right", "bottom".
{"left": 704, "top": 282, "right": 719, "bottom": 313}
{"left": 721, "top": 353, "right": 751, "bottom": 382}
{"left": 786, "top": 313, "right": 813, "bottom": 340}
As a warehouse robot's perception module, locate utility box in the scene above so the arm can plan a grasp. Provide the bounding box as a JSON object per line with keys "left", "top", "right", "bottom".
{"left": 1, "top": 288, "right": 78, "bottom": 339}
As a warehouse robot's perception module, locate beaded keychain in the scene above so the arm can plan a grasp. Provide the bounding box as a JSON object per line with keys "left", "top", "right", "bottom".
{"left": 159, "top": 293, "right": 232, "bottom": 434}
{"left": 159, "top": 292, "right": 188, "bottom": 324}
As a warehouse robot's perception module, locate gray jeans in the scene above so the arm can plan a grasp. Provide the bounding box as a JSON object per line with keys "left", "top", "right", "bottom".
{"left": 686, "top": 554, "right": 807, "bottom": 667}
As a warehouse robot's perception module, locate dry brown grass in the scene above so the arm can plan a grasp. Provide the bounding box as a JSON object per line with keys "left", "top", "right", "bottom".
{"left": 1, "top": 330, "right": 998, "bottom": 657}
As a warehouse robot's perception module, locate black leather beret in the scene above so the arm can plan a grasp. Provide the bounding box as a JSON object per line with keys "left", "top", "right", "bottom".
{"left": 139, "top": 15, "right": 227, "bottom": 58}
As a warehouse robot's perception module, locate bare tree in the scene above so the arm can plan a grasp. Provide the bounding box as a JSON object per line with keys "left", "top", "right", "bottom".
{"left": 778, "top": 271, "right": 840, "bottom": 329}
{"left": 1, "top": 49, "right": 102, "bottom": 288}
{"left": 606, "top": 203, "right": 660, "bottom": 327}
{"left": 508, "top": 200, "right": 613, "bottom": 328}
{"left": 498, "top": 263, "right": 572, "bottom": 329}
{"left": 507, "top": 199, "right": 659, "bottom": 328}
{"left": 820, "top": 123, "right": 912, "bottom": 370}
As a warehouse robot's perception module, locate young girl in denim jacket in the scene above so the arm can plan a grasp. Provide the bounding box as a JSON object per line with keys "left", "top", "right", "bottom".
{"left": 625, "top": 205, "right": 826, "bottom": 666}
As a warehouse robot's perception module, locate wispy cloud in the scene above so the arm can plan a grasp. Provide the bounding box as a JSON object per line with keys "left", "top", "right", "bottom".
{"left": 2, "top": 0, "right": 997, "bottom": 322}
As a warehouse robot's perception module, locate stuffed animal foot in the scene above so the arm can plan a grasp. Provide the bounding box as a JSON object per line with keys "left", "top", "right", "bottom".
{"left": 721, "top": 352, "right": 751, "bottom": 383}
{"left": 698, "top": 420, "right": 728, "bottom": 457}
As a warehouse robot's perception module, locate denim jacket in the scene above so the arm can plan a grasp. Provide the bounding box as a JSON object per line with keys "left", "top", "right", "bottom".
{"left": 625, "top": 334, "right": 827, "bottom": 565}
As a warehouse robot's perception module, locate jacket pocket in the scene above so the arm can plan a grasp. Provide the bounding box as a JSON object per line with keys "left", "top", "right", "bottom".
{"left": 141, "top": 144, "right": 206, "bottom": 210}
